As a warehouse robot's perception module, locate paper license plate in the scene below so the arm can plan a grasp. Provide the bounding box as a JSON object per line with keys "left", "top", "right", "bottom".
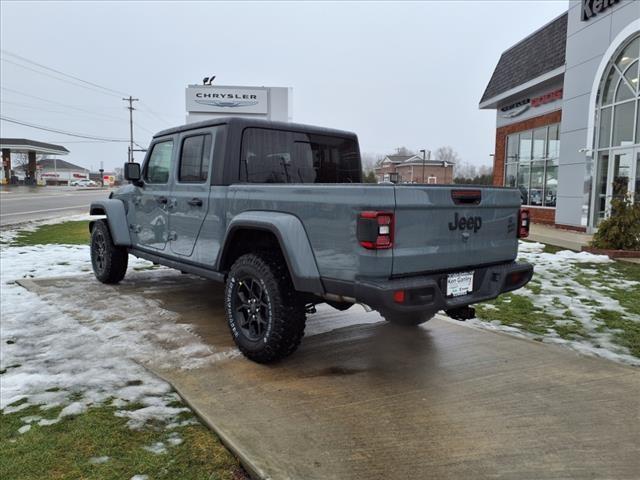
{"left": 447, "top": 271, "right": 474, "bottom": 297}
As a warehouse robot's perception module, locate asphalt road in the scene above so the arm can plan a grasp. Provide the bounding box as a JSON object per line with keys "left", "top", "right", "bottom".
{"left": 0, "top": 186, "right": 111, "bottom": 227}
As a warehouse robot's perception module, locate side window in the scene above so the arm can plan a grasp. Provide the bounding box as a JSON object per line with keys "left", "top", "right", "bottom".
{"left": 145, "top": 140, "right": 174, "bottom": 184}
{"left": 179, "top": 134, "right": 212, "bottom": 183}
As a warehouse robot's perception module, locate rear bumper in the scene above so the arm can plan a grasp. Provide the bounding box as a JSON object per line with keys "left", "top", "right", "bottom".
{"left": 326, "top": 261, "right": 533, "bottom": 314}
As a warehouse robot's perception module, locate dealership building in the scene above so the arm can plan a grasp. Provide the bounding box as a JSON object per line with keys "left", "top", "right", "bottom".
{"left": 480, "top": 0, "right": 639, "bottom": 232}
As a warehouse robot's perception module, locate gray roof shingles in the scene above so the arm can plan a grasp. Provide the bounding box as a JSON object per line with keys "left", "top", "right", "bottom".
{"left": 480, "top": 12, "right": 567, "bottom": 105}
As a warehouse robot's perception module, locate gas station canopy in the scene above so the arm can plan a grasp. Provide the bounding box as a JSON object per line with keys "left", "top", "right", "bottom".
{"left": 1, "top": 138, "right": 69, "bottom": 184}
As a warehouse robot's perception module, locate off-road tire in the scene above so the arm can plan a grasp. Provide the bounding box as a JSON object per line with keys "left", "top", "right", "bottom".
{"left": 380, "top": 310, "right": 435, "bottom": 327}
{"left": 91, "top": 219, "right": 128, "bottom": 284}
{"left": 225, "top": 252, "right": 306, "bottom": 363}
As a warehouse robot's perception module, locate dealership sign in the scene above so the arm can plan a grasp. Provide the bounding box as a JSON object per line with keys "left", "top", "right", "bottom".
{"left": 500, "top": 88, "right": 563, "bottom": 118}
{"left": 581, "top": 0, "right": 620, "bottom": 21}
{"left": 186, "top": 86, "right": 268, "bottom": 114}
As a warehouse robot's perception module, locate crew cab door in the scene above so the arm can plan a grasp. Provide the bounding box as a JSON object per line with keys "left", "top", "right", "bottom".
{"left": 130, "top": 138, "right": 175, "bottom": 251}
{"left": 168, "top": 131, "right": 213, "bottom": 257}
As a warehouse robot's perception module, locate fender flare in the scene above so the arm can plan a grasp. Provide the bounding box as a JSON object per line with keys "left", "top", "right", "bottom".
{"left": 89, "top": 199, "right": 132, "bottom": 246}
{"left": 218, "top": 211, "right": 324, "bottom": 295}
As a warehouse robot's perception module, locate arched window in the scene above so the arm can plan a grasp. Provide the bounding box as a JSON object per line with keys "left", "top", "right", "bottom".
{"left": 593, "top": 34, "right": 640, "bottom": 225}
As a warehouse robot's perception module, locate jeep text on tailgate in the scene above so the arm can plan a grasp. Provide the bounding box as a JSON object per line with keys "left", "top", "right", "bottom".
{"left": 89, "top": 118, "right": 533, "bottom": 363}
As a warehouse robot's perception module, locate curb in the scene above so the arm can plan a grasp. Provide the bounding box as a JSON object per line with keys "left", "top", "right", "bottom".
{"left": 150, "top": 368, "right": 270, "bottom": 480}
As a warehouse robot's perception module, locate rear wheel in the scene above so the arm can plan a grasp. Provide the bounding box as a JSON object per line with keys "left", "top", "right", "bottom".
{"left": 225, "top": 252, "right": 306, "bottom": 363}
{"left": 91, "top": 220, "right": 128, "bottom": 284}
{"left": 380, "top": 310, "right": 435, "bottom": 327}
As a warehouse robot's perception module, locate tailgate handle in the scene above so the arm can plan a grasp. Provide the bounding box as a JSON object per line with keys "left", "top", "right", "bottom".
{"left": 451, "top": 189, "right": 481, "bottom": 205}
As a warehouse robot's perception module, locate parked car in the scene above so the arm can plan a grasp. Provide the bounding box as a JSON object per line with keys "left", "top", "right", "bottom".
{"left": 89, "top": 118, "right": 533, "bottom": 363}
{"left": 71, "top": 179, "right": 97, "bottom": 187}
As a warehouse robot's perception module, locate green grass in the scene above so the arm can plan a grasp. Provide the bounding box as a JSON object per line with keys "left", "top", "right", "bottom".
{"left": 477, "top": 242, "right": 640, "bottom": 356}
{"left": 12, "top": 221, "right": 90, "bottom": 246}
{"left": 477, "top": 294, "right": 590, "bottom": 342}
{"left": 476, "top": 294, "right": 557, "bottom": 337}
{"left": 595, "top": 309, "right": 640, "bottom": 357}
{"left": 0, "top": 403, "right": 245, "bottom": 480}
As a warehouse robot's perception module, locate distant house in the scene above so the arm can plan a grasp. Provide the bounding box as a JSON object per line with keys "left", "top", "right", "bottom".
{"left": 17, "top": 158, "right": 90, "bottom": 185}
{"left": 374, "top": 154, "right": 454, "bottom": 184}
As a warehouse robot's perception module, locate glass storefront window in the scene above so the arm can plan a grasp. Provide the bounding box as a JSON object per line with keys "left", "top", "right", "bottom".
{"left": 593, "top": 33, "right": 640, "bottom": 227}
{"left": 518, "top": 131, "right": 532, "bottom": 162}
{"left": 547, "top": 124, "right": 560, "bottom": 158}
{"left": 601, "top": 68, "right": 619, "bottom": 105}
{"left": 612, "top": 101, "right": 635, "bottom": 147}
{"left": 505, "top": 163, "right": 517, "bottom": 188}
{"left": 503, "top": 123, "right": 560, "bottom": 207}
{"left": 529, "top": 161, "right": 545, "bottom": 206}
{"left": 532, "top": 127, "right": 546, "bottom": 160}
{"left": 635, "top": 152, "right": 640, "bottom": 203}
{"left": 612, "top": 150, "right": 632, "bottom": 198}
{"left": 506, "top": 134, "right": 518, "bottom": 163}
{"left": 544, "top": 161, "right": 558, "bottom": 207}
{"left": 595, "top": 153, "right": 609, "bottom": 224}
{"left": 598, "top": 107, "right": 612, "bottom": 148}
{"left": 517, "top": 162, "right": 530, "bottom": 205}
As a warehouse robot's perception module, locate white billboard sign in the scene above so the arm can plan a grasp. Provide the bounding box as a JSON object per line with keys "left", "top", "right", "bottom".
{"left": 186, "top": 86, "right": 268, "bottom": 114}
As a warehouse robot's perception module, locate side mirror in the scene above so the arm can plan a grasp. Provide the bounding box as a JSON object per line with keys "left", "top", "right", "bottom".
{"left": 124, "top": 162, "right": 141, "bottom": 182}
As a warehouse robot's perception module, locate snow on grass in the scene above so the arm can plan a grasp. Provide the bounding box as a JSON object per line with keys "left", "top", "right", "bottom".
{"left": 142, "top": 442, "right": 167, "bottom": 455}
{"left": 88, "top": 456, "right": 110, "bottom": 464}
{"left": 0, "top": 217, "right": 225, "bottom": 438}
{"left": 473, "top": 241, "right": 640, "bottom": 366}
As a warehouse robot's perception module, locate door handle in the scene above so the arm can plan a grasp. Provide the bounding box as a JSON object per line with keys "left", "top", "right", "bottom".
{"left": 187, "top": 198, "right": 203, "bottom": 207}
{"left": 156, "top": 196, "right": 168, "bottom": 205}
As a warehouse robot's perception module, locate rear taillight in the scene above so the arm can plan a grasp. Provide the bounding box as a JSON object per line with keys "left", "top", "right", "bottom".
{"left": 357, "top": 211, "right": 394, "bottom": 249}
{"left": 518, "top": 209, "right": 530, "bottom": 238}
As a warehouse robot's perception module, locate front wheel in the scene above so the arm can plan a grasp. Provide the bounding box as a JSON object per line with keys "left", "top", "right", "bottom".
{"left": 225, "top": 252, "right": 306, "bottom": 363}
{"left": 91, "top": 220, "right": 128, "bottom": 284}
{"left": 380, "top": 310, "right": 435, "bottom": 327}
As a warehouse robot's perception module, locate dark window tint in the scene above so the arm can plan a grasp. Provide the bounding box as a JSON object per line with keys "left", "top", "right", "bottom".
{"left": 240, "top": 128, "right": 361, "bottom": 183}
{"left": 179, "top": 134, "right": 212, "bottom": 182}
{"left": 145, "top": 140, "right": 173, "bottom": 184}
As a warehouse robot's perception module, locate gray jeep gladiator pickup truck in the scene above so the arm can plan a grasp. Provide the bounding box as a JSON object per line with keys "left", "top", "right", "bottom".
{"left": 89, "top": 117, "right": 533, "bottom": 363}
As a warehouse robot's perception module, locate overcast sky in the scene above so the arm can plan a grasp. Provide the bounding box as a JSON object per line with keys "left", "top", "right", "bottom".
{"left": 1, "top": 0, "right": 568, "bottom": 172}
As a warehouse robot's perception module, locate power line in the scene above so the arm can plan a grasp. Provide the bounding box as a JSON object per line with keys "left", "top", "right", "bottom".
{"left": 1, "top": 87, "right": 156, "bottom": 134}
{"left": 1, "top": 86, "right": 126, "bottom": 120}
{"left": 1, "top": 49, "right": 130, "bottom": 97}
{"left": 1, "top": 57, "right": 124, "bottom": 99}
{"left": 0, "top": 115, "right": 129, "bottom": 142}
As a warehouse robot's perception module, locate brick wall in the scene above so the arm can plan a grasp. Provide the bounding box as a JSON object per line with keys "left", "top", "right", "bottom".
{"left": 527, "top": 206, "right": 555, "bottom": 225}
{"left": 493, "top": 110, "right": 562, "bottom": 186}
{"left": 395, "top": 164, "right": 454, "bottom": 184}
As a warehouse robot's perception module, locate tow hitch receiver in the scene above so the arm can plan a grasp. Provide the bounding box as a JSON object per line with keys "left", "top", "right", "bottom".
{"left": 446, "top": 306, "right": 476, "bottom": 321}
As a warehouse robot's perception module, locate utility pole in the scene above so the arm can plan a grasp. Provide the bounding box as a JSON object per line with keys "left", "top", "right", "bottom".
{"left": 123, "top": 96, "right": 139, "bottom": 162}
{"left": 419, "top": 149, "right": 431, "bottom": 184}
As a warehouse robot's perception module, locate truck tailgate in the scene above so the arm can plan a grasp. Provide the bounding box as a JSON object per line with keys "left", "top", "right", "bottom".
{"left": 392, "top": 186, "right": 521, "bottom": 276}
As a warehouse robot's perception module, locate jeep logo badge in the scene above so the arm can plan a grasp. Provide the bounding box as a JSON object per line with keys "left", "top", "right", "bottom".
{"left": 449, "top": 213, "right": 482, "bottom": 233}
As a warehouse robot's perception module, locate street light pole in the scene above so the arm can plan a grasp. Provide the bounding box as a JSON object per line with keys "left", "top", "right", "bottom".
{"left": 420, "top": 149, "right": 426, "bottom": 184}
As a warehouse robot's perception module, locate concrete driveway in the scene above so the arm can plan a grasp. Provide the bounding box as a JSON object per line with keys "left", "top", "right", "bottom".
{"left": 21, "top": 271, "right": 640, "bottom": 480}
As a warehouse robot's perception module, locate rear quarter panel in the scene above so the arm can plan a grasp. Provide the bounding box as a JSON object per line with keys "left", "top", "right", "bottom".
{"left": 227, "top": 184, "right": 396, "bottom": 282}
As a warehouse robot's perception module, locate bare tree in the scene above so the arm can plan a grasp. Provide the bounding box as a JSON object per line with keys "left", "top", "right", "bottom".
{"left": 395, "top": 146, "right": 415, "bottom": 156}
{"left": 434, "top": 146, "right": 460, "bottom": 165}
{"left": 12, "top": 153, "right": 29, "bottom": 173}
{"left": 360, "top": 152, "right": 379, "bottom": 173}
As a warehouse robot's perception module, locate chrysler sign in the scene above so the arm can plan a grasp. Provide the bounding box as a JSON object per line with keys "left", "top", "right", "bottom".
{"left": 186, "top": 86, "right": 268, "bottom": 114}
{"left": 581, "top": 0, "right": 620, "bottom": 21}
